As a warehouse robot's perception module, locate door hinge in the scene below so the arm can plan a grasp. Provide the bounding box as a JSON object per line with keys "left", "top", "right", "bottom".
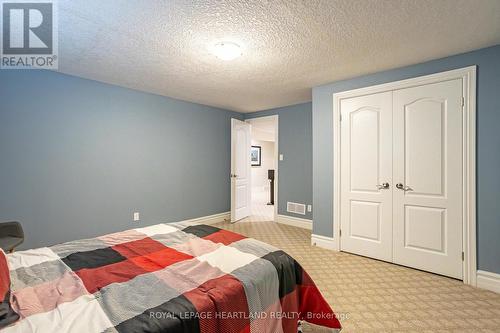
{"left": 462, "top": 252, "right": 464, "bottom": 261}
{"left": 462, "top": 97, "right": 465, "bottom": 107}
{"left": 339, "top": 229, "right": 342, "bottom": 237}
{"left": 339, "top": 113, "right": 342, "bottom": 122}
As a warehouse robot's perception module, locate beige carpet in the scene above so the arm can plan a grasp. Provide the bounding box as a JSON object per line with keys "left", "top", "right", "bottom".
{"left": 214, "top": 220, "right": 500, "bottom": 332}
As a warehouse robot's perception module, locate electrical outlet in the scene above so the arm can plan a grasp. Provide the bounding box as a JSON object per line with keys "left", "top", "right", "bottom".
{"left": 307, "top": 205, "right": 312, "bottom": 212}
{"left": 133, "top": 212, "right": 140, "bottom": 222}
{"left": 279, "top": 154, "right": 284, "bottom": 161}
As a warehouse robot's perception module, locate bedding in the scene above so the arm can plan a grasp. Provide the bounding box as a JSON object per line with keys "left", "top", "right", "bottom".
{"left": 1, "top": 223, "right": 341, "bottom": 332}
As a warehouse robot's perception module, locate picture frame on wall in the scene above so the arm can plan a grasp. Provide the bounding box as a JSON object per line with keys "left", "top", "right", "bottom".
{"left": 251, "top": 146, "right": 261, "bottom": 166}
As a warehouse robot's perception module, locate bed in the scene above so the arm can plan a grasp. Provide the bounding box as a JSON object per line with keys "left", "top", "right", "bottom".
{"left": 1, "top": 223, "right": 341, "bottom": 332}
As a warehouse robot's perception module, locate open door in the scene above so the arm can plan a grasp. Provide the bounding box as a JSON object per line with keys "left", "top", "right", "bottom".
{"left": 231, "top": 118, "right": 251, "bottom": 222}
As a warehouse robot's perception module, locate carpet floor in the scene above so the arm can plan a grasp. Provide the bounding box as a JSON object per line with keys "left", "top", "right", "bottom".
{"left": 214, "top": 220, "right": 500, "bottom": 332}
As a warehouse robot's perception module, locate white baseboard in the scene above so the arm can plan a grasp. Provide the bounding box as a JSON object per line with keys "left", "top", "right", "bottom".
{"left": 311, "top": 234, "right": 339, "bottom": 251}
{"left": 180, "top": 211, "right": 230, "bottom": 226}
{"left": 276, "top": 214, "right": 312, "bottom": 230}
{"left": 477, "top": 270, "right": 500, "bottom": 294}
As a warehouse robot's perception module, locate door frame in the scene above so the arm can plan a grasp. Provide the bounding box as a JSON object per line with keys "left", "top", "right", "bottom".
{"left": 245, "top": 115, "right": 279, "bottom": 220}
{"left": 332, "top": 66, "right": 477, "bottom": 286}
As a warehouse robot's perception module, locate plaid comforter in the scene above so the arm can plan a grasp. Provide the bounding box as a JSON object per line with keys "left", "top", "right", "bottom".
{"left": 2, "top": 223, "right": 341, "bottom": 332}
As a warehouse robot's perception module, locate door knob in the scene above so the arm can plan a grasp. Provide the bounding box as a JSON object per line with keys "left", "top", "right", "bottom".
{"left": 376, "top": 182, "right": 390, "bottom": 189}
{"left": 396, "top": 183, "right": 413, "bottom": 191}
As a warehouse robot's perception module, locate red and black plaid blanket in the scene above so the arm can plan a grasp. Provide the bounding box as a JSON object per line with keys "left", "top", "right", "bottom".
{"left": 2, "top": 223, "right": 341, "bottom": 332}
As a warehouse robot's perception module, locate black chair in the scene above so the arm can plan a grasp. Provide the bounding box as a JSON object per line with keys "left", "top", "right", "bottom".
{"left": 0, "top": 222, "right": 24, "bottom": 253}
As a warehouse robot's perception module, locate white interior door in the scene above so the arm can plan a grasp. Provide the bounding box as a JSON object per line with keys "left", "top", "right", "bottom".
{"left": 393, "top": 79, "right": 463, "bottom": 279}
{"left": 231, "top": 119, "right": 251, "bottom": 222}
{"left": 340, "top": 92, "right": 393, "bottom": 261}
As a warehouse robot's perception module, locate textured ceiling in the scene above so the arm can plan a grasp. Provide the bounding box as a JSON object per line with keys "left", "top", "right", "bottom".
{"left": 57, "top": 0, "right": 500, "bottom": 112}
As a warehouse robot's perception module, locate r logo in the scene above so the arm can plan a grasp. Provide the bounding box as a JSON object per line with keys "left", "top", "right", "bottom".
{"left": 2, "top": 2, "right": 53, "bottom": 54}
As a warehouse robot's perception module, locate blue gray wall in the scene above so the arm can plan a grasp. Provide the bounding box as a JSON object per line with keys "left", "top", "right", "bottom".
{"left": 312, "top": 45, "right": 500, "bottom": 274}
{"left": 0, "top": 70, "right": 241, "bottom": 249}
{"left": 245, "top": 103, "right": 313, "bottom": 220}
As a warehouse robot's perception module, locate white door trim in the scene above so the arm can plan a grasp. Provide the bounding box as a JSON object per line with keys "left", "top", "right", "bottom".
{"left": 332, "top": 66, "right": 477, "bottom": 286}
{"left": 245, "top": 115, "right": 279, "bottom": 220}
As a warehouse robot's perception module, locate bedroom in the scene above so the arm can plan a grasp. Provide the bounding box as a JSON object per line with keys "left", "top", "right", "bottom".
{"left": 1, "top": 0, "right": 500, "bottom": 332}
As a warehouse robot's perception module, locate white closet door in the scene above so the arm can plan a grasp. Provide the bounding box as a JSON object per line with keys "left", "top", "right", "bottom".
{"left": 340, "top": 92, "right": 393, "bottom": 262}
{"left": 393, "top": 79, "right": 463, "bottom": 279}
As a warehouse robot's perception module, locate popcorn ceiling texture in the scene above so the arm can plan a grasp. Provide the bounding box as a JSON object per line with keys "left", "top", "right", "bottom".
{"left": 57, "top": 0, "right": 500, "bottom": 112}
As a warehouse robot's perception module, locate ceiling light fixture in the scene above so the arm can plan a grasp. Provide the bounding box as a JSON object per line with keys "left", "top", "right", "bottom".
{"left": 211, "top": 42, "right": 242, "bottom": 61}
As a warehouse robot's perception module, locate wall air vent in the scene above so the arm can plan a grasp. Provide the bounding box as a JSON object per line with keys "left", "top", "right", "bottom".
{"left": 287, "top": 202, "right": 306, "bottom": 215}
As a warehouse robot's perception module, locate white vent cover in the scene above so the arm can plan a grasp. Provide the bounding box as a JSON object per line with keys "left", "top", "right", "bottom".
{"left": 287, "top": 202, "right": 306, "bottom": 215}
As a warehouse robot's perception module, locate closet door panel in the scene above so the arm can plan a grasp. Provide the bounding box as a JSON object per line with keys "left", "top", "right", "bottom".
{"left": 393, "top": 79, "right": 463, "bottom": 279}
{"left": 340, "top": 91, "right": 393, "bottom": 262}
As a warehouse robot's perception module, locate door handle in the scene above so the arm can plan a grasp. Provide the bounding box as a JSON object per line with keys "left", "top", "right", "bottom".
{"left": 230, "top": 174, "right": 238, "bottom": 178}
{"left": 376, "top": 182, "right": 390, "bottom": 189}
{"left": 396, "top": 183, "right": 413, "bottom": 191}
